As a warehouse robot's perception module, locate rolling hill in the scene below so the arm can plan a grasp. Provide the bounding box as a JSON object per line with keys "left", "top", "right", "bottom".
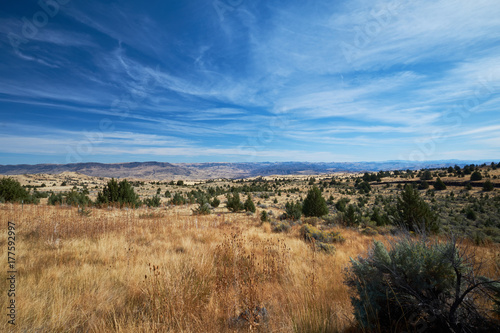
{"left": 0, "top": 160, "right": 491, "bottom": 180}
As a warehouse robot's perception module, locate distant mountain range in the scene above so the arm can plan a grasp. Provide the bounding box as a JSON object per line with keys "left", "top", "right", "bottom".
{"left": 0, "top": 160, "right": 495, "bottom": 180}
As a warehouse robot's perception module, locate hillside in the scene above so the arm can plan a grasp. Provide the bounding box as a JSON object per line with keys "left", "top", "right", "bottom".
{"left": 0, "top": 160, "right": 488, "bottom": 180}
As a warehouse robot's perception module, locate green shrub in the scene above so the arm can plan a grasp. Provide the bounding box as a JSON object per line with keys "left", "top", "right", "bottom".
{"left": 48, "top": 190, "right": 91, "bottom": 207}
{"left": 315, "top": 242, "right": 336, "bottom": 254}
{"left": 65, "top": 190, "right": 91, "bottom": 207}
{"left": 302, "top": 186, "right": 328, "bottom": 217}
{"left": 272, "top": 221, "right": 291, "bottom": 233}
{"left": 394, "top": 185, "right": 439, "bottom": 233}
{"left": 300, "top": 224, "right": 344, "bottom": 254}
{"left": 335, "top": 197, "right": 350, "bottom": 212}
{"left": 171, "top": 192, "right": 186, "bottom": 205}
{"left": 0, "top": 178, "right": 30, "bottom": 203}
{"left": 472, "top": 230, "right": 491, "bottom": 245}
{"left": 418, "top": 180, "right": 430, "bottom": 189}
{"left": 193, "top": 202, "right": 211, "bottom": 215}
{"left": 487, "top": 282, "right": 500, "bottom": 317}
{"left": 144, "top": 195, "right": 161, "bottom": 207}
{"left": 345, "top": 236, "right": 500, "bottom": 332}
{"left": 244, "top": 195, "right": 256, "bottom": 213}
{"left": 211, "top": 197, "right": 220, "bottom": 208}
{"left": 356, "top": 181, "right": 371, "bottom": 194}
{"left": 300, "top": 224, "right": 345, "bottom": 244}
{"left": 471, "top": 171, "right": 483, "bottom": 181}
{"left": 285, "top": 200, "right": 302, "bottom": 220}
{"left": 321, "top": 214, "right": 336, "bottom": 225}
{"left": 466, "top": 208, "right": 477, "bottom": 220}
{"left": 360, "top": 227, "right": 378, "bottom": 236}
{"left": 370, "top": 207, "right": 388, "bottom": 226}
{"left": 48, "top": 192, "right": 64, "bottom": 205}
{"left": 420, "top": 169, "right": 433, "bottom": 180}
{"left": 96, "top": 178, "right": 140, "bottom": 208}
{"left": 260, "top": 210, "right": 268, "bottom": 222}
{"left": 345, "top": 204, "right": 358, "bottom": 226}
{"left": 434, "top": 177, "right": 447, "bottom": 190}
{"left": 483, "top": 180, "right": 494, "bottom": 192}
{"left": 226, "top": 192, "right": 244, "bottom": 212}
{"left": 302, "top": 216, "right": 320, "bottom": 226}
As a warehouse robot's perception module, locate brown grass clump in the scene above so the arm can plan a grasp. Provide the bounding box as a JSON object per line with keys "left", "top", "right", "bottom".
{"left": 0, "top": 203, "right": 498, "bottom": 332}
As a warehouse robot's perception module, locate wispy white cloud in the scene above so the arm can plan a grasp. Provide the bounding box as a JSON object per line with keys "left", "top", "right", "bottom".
{"left": 1, "top": 0, "right": 499, "bottom": 163}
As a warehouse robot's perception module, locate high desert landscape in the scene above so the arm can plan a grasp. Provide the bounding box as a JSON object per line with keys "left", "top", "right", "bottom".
{"left": 1, "top": 161, "right": 500, "bottom": 332}
{"left": 2, "top": 0, "right": 500, "bottom": 332}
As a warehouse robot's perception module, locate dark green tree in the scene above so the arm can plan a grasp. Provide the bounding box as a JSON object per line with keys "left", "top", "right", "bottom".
{"left": 434, "top": 177, "right": 447, "bottom": 191}
{"left": 345, "top": 204, "right": 357, "bottom": 226}
{"left": 211, "top": 197, "right": 220, "bottom": 208}
{"left": 65, "top": 190, "right": 91, "bottom": 207}
{"left": 0, "top": 178, "right": 30, "bottom": 203}
{"left": 418, "top": 180, "right": 430, "bottom": 189}
{"left": 420, "top": 169, "right": 433, "bottom": 180}
{"left": 118, "top": 179, "right": 139, "bottom": 206}
{"left": 395, "top": 185, "right": 439, "bottom": 233}
{"left": 96, "top": 178, "right": 140, "bottom": 207}
{"left": 193, "top": 202, "right": 211, "bottom": 215}
{"left": 370, "top": 207, "right": 386, "bottom": 226}
{"left": 302, "top": 186, "right": 328, "bottom": 217}
{"left": 144, "top": 195, "right": 161, "bottom": 207}
{"left": 335, "top": 197, "right": 350, "bottom": 213}
{"left": 483, "top": 180, "right": 494, "bottom": 192}
{"left": 285, "top": 201, "right": 302, "bottom": 220}
{"left": 171, "top": 192, "right": 186, "bottom": 205}
{"left": 260, "top": 210, "right": 268, "bottom": 222}
{"left": 97, "top": 178, "right": 118, "bottom": 204}
{"left": 244, "top": 195, "right": 256, "bottom": 213}
{"left": 48, "top": 192, "right": 64, "bottom": 205}
{"left": 356, "top": 181, "right": 371, "bottom": 194}
{"left": 226, "top": 192, "right": 243, "bottom": 212}
{"left": 471, "top": 171, "right": 483, "bottom": 181}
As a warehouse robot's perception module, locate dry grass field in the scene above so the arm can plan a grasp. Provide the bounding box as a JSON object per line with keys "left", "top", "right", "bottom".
{"left": 1, "top": 165, "right": 500, "bottom": 332}
{"left": 1, "top": 201, "right": 499, "bottom": 332}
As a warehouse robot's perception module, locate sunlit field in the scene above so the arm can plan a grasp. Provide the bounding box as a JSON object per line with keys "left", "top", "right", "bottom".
{"left": 1, "top": 202, "right": 499, "bottom": 332}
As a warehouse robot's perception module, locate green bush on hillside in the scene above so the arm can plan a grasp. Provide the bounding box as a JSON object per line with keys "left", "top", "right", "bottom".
{"left": 302, "top": 186, "right": 328, "bottom": 217}
{"left": 96, "top": 178, "right": 140, "bottom": 208}
{"left": 345, "top": 236, "right": 500, "bottom": 332}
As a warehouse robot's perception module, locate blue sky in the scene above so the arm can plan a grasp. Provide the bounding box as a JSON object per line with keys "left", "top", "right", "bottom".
{"left": 0, "top": 0, "right": 499, "bottom": 165}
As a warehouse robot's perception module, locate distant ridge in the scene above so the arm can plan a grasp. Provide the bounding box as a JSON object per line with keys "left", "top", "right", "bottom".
{"left": 0, "top": 160, "right": 495, "bottom": 180}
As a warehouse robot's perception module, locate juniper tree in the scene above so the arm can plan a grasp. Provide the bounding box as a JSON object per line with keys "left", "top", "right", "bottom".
{"left": 302, "top": 186, "right": 328, "bottom": 217}
{"left": 483, "top": 180, "right": 494, "bottom": 192}
{"left": 226, "top": 192, "right": 243, "bottom": 212}
{"left": 471, "top": 171, "right": 483, "bottom": 181}
{"left": 97, "top": 178, "right": 140, "bottom": 208}
{"left": 420, "top": 169, "right": 433, "bottom": 180}
{"left": 395, "top": 185, "right": 439, "bottom": 233}
{"left": 285, "top": 201, "right": 302, "bottom": 220}
{"left": 434, "top": 177, "right": 447, "bottom": 191}
{"left": 0, "top": 178, "right": 30, "bottom": 203}
{"left": 244, "top": 195, "right": 256, "bottom": 213}
{"left": 171, "top": 192, "right": 186, "bottom": 205}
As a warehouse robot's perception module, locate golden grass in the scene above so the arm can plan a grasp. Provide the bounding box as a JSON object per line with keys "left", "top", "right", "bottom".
{"left": 1, "top": 203, "right": 498, "bottom": 332}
